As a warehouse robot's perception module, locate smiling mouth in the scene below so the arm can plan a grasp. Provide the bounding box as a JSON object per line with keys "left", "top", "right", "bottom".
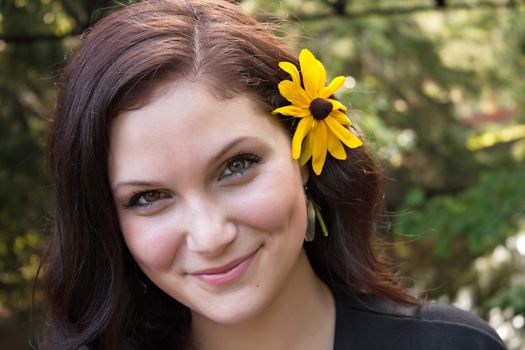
{"left": 191, "top": 249, "right": 259, "bottom": 286}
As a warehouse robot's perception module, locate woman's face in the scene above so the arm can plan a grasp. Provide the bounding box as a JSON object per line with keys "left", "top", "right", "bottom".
{"left": 108, "top": 80, "right": 309, "bottom": 324}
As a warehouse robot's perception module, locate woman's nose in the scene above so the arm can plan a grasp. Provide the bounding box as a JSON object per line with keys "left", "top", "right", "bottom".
{"left": 183, "top": 197, "right": 237, "bottom": 257}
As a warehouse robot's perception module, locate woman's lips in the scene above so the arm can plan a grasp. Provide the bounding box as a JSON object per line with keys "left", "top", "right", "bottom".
{"left": 191, "top": 249, "right": 258, "bottom": 286}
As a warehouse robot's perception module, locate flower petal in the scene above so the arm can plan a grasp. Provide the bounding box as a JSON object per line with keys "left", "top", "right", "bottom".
{"left": 328, "top": 99, "right": 347, "bottom": 112}
{"left": 299, "top": 131, "right": 314, "bottom": 165}
{"left": 279, "top": 62, "right": 301, "bottom": 85}
{"left": 322, "top": 76, "right": 346, "bottom": 98}
{"left": 327, "top": 132, "right": 347, "bottom": 160}
{"left": 272, "top": 105, "right": 310, "bottom": 118}
{"left": 292, "top": 117, "right": 314, "bottom": 159}
{"left": 325, "top": 117, "right": 363, "bottom": 149}
{"left": 311, "top": 121, "right": 328, "bottom": 175}
{"left": 278, "top": 80, "right": 310, "bottom": 107}
{"left": 299, "top": 49, "right": 326, "bottom": 99}
{"left": 330, "top": 110, "right": 351, "bottom": 126}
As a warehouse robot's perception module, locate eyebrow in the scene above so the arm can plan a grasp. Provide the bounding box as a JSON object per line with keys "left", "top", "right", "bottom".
{"left": 111, "top": 135, "right": 260, "bottom": 192}
{"left": 112, "top": 180, "right": 165, "bottom": 193}
{"left": 209, "top": 135, "right": 258, "bottom": 164}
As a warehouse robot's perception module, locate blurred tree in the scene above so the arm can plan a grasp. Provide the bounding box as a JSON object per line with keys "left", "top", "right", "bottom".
{"left": 0, "top": 0, "right": 116, "bottom": 347}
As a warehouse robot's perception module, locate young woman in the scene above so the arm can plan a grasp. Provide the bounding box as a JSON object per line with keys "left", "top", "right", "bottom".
{"left": 43, "top": 1, "right": 507, "bottom": 349}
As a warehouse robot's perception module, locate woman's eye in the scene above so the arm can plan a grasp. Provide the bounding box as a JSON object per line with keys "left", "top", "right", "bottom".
{"left": 220, "top": 153, "right": 262, "bottom": 180}
{"left": 126, "top": 190, "right": 170, "bottom": 208}
{"left": 228, "top": 159, "right": 248, "bottom": 173}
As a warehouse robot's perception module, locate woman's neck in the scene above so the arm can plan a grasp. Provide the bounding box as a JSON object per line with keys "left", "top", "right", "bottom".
{"left": 189, "top": 250, "right": 335, "bottom": 350}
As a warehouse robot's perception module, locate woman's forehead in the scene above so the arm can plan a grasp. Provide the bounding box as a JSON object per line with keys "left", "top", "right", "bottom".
{"left": 107, "top": 80, "right": 289, "bottom": 185}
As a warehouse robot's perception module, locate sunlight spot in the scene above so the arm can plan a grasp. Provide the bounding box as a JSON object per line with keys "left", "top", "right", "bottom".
{"left": 344, "top": 76, "right": 356, "bottom": 89}
{"left": 397, "top": 129, "right": 416, "bottom": 148}
{"left": 394, "top": 99, "right": 407, "bottom": 112}
{"left": 513, "top": 315, "right": 524, "bottom": 329}
{"left": 496, "top": 323, "right": 513, "bottom": 341}
{"left": 239, "top": 0, "right": 256, "bottom": 13}
{"left": 390, "top": 153, "right": 403, "bottom": 168}
{"left": 43, "top": 12, "right": 55, "bottom": 25}
{"left": 332, "top": 38, "right": 354, "bottom": 58}
{"left": 449, "top": 88, "right": 462, "bottom": 103}
{"left": 516, "top": 232, "right": 525, "bottom": 256}
{"left": 492, "top": 246, "right": 511, "bottom": 265}
{"left": 453, "top": 287, "right": 472, "bottom": 311}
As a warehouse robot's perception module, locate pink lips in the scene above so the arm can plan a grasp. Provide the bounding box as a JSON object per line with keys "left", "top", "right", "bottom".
{"left": 191, "top": 249, "right": 258, "bottom": 286}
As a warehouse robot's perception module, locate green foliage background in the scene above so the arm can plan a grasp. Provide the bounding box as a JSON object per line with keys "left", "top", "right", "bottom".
{"left": 0, "top": 0, "right": 523, "bottom": 348}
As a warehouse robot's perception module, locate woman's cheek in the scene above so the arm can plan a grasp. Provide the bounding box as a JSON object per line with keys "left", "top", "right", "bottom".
{"left": 231, "top": 177, "right": 306, "bottom": 235}
{"left": 120, "top": 216, "right": 183, "bottom": 271}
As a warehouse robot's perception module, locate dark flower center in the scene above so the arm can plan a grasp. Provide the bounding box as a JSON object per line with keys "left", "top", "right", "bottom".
{"left": 309, "top": 98, "right": 333, "bottom": 120}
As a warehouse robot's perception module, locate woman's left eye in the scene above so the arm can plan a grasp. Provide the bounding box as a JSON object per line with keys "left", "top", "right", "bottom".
{"left": 220, "top": 153, "right": 262, "bottom": 180}
{"left": 124, "top": 190, "right": 171, "bottom": 209}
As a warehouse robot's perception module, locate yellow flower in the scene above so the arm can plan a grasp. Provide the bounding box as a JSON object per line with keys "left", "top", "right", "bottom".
{"left": 272, "top": 49, "right": 362, "bottom": 175}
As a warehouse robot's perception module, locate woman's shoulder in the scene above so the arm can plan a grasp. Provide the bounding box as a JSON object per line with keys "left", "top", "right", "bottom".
{"left": 333, "top": 292, "right": 507, "bottom": 350}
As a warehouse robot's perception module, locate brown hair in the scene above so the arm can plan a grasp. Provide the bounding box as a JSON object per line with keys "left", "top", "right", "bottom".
{"left": 43, "top": 0, "right": 415, "bottom": 348}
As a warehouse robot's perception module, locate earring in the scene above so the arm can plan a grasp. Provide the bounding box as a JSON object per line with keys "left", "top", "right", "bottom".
{"left": 304, "top": 186, "right": 329, "bottom": 241}
{"left": 305, "top": 196, "right": 316, "bottom": 242}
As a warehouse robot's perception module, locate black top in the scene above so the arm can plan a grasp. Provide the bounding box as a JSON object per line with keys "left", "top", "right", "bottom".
{"left": 334, "top": 293, "right": 507, "bottom": 350}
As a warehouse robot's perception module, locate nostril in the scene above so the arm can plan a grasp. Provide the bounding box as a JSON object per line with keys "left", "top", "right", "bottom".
{"left": 186, "top": 219, "right": 237, "bottom": 256}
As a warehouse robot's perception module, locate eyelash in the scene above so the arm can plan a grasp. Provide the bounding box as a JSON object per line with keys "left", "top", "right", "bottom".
{"left": 124, "top": 190, "right": 170, "bottom": 209}
{"left": 219, "top": 152, "right": 262, "bottom": 180}
{"left": 123, "top": 152, "right": 263, "bottom": 209}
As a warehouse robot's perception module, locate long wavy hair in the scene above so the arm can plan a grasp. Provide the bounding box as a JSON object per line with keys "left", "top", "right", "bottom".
{"left": 43, "top": 0, "right": 416, "bottom": 348}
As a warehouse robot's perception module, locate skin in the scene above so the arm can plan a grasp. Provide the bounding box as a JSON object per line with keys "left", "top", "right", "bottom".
{"left": 108, "top": 80, "right": 335, "bottom": 350}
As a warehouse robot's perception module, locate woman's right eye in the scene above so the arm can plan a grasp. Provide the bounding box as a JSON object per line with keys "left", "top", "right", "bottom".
{"left": 125, "top": 190, "right": 170, "bottom": 209}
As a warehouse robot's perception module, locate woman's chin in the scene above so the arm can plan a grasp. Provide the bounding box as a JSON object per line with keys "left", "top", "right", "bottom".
{"left": 191, "top": 294, "right": 268, "bottom": 326}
